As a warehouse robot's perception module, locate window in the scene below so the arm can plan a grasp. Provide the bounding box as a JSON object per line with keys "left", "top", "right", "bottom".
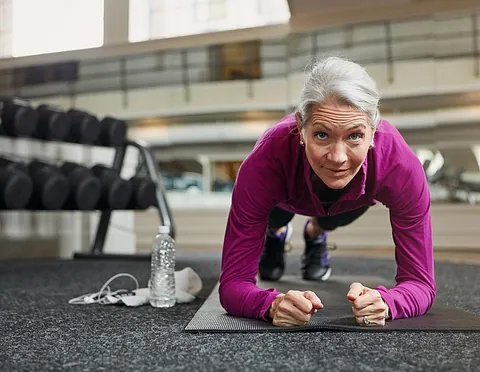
{"left": 193, "top": 0, "right": 226, "bottom": 23}
{"left": 129, "top": 0, "right": 290, "bottom": 42}
{"left": 257, "top": 0, "right": 290, "bottom": 23}
{"left": 192, "top": 0, "right": 208, "bottom": 23}
{"left": 129, "top": 0, "right": 150, "bottom": 43}
{"left": 11, "top": 0, "right": 104, "bottom": 57}
{"left": 0, "top": 0, "right": 13, "bottom": 57}
{"left": 208, "top": 0, "right": 227, "bottom": 22}
{"left": 209, "top": 41, "right": 261, "bottom": 81}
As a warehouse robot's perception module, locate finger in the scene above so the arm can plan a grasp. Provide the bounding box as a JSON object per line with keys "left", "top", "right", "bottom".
{"left": 347, "top": 282, "right": 365, "bottom": 301}
{"left": 273, "top": 307, "right": 311, "bottom": 327}
{"left": 286, "top": 291, "right": 315, "bottom": 313}
{"left": 303, "top": 290, "right": 324, "bottom": 310}
{"left": 273, "top": 312, "right": 311, "bottom": 327}
{"left": 277, "top": 299, "right": 312, "bottom": 323}
{"left": 353, "top": 290, "right": 382, "bottom": 310}
{"left": 355, "top": 313, "right": 386, "bottom": 327}
{"left": 355, "top": 317, "right": 386, "bottom": 327}
{"left": 351, "top": 302, "right": 387, "bottom": 317}
{"left": 273, "top": 316, "right": 311, "bottom": 327}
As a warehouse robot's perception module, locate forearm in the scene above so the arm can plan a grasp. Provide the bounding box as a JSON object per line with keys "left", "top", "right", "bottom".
{"left": 376, "top": 279, "right": 436, "bottom": 320}
{"left": 219, "top": 279, "right": 281, "bottom": 320}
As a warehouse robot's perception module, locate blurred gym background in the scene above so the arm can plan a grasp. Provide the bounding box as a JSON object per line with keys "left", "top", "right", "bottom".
{"left": 1, "top": 0, "right": 480, "bottom": 261}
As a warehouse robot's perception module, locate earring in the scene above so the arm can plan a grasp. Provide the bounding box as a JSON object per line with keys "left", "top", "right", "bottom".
{"left": 300, "top": 140, "right": 304, "bottom": 146}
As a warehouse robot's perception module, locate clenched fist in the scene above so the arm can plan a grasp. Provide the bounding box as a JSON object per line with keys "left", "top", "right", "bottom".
{"left": 347, "top": 282, "right": 390, "bottom": 327}
{"left": 268, "top": 290, "right": 324, "bottom": 327}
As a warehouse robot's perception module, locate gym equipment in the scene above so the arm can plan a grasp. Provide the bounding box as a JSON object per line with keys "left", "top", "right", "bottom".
{"left": 97, "top": 117, "right": 127, "bottom": 147}
{"left": 65, "top": 109, "right": 100, "bottom": 145}
{"left": 76, "top": 139, "right": 175, "bottom": 258}
{"left": 127, "top": 176, "right": 156, "bottom": 210}
{"left": 34, "top": 104, "right": 71, "bottom": 141}
{"left": 0, "top": 97, "right": 175, "bottom": 258}
{"left": 27, "top": 160, "right": 70, "bottom": 210}
{"left": 59, "top": 162, "right": 102, "bottom": 210}
{"left": 91, "top": 164, "right": 132, "bottom": 210}
{"left": 185, "top": 276, "right": 480, "bottom": 333}
{"left": 0, "top": 98, "right": 37, "bottom": 137}
{"left": 0, "top": 157, "right": 33, "bottom": 209}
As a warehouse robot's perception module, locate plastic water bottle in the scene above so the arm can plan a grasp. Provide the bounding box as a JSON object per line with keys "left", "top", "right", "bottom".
{"left": 149, "top": 225, "right": 176, "bottom": 308}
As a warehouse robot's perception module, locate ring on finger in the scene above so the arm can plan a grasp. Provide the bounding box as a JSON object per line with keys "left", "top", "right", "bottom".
{"left": 363, "top": 316, "right": 370, "bottom": 325}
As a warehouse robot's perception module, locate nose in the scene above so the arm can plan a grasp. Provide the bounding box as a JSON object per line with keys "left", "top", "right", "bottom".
{"left": 326, "top": 143, "right": 348, "bottom": 165}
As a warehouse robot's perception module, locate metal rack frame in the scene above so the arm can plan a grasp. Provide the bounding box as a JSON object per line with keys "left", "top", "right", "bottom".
{"left": 74, "top": 139, "right": 175, "bottom": 260}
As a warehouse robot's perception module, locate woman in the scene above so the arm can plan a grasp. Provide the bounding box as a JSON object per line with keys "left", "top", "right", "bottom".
{"left": 219, "top": 56, "right": 436, "bottom": 327}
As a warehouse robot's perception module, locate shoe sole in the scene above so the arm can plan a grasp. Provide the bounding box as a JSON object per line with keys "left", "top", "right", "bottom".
{"left": 320, "top": 267, "right": 332, "bottom": 281}
{"left": 303, "top": 267, "right": 332, "bottom": 281}
{"left": 285, "top": 222, "right": 293, "bottom": 243}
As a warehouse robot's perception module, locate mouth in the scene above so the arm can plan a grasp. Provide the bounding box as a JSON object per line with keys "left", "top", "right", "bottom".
{"left": 326, "top": 168, "right": 350, "bottom": 174}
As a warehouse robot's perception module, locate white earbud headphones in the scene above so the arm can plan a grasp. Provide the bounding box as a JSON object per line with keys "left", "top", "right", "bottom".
{"left": 68, "top": 273, "right": 140, "bottom": 305}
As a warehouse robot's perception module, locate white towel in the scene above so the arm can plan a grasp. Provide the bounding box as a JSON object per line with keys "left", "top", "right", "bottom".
{"left": 134, "top": 267, "right": 203, "bottom": 305}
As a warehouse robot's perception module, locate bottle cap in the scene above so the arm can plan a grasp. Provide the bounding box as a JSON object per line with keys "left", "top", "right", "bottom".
{"left": 158, "top": 225, "right": 170, "bottom": 234}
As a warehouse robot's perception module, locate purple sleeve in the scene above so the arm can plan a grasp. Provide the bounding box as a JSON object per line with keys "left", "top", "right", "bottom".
{"left": 218, "top": 142, "right": 284, "bottom": 320}
{"left": 375, "top": 159, "right": 436, "bottom": 320}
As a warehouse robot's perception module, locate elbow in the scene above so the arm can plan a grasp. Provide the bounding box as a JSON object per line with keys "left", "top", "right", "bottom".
{"left": 219, "top": 276, "right": 253, "bottom": 318}
{"left": 218, "top": 278, "right": 240, "bottom": 317}
{"left": 427, "top": 280, "right": 437, "bottom": 310}
{"left": 418, "top": 277, "right": 436, "bottom": 314}
{"left": 424, "top": 271, "right": 437, "bottom": 306}
{"left": 218, "top": 280, "right": 228, "bottom": 311}
{"left": 398, "top": 275, "right": 437, "bottom": 316}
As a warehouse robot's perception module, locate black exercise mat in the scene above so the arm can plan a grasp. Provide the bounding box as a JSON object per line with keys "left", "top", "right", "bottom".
{"left": 185, "top": 275, "right": 480, "bottom": 333}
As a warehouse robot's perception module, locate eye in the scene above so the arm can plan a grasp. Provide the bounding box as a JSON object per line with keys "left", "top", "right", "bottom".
{"left": 314, "top": 131, "right": 328, "bottom": 139}
{"left": 349, "top": 133, "right": 364, "bottom": 141}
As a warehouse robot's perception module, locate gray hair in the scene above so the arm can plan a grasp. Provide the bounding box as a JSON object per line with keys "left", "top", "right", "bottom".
{"left": 296, "top": 56, "right": 381, "bottom": 130}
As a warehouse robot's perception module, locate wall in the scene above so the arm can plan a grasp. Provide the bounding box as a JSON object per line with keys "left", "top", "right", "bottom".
{"left": 135, "top": 193, "right": 480, "bottom": 252}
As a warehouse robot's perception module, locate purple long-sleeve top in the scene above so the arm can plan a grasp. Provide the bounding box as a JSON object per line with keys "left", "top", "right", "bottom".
{"left": 219, "top": 114, "right": 436, "bottom": 321}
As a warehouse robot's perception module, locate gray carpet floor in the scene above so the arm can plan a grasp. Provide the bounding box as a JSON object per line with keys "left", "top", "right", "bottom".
{"left": 1, "top": 251, "right": 479, "bottom": 372}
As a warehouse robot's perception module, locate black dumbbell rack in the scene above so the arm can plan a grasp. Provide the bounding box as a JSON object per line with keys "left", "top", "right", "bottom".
{"left": 74, "top": 139, "right": 175, "bottom": 260}
{"left": 0, "top": 99, "right": 175, "bottom": 260}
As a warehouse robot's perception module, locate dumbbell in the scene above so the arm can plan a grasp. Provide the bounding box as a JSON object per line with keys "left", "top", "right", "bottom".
{"left": 34, "top": 104, "right": 71, "bottom": 141}
{"left": 127, "top": 176, "right": 157, "bottom": 210}
{"left": 97, "top": 117, "right": 127, "bottom": 147}
{"left": 26, "top": 160, "right": 70, "bottom": 210}
{"left": 65, "top": 109, "right": 100, "bottom": 145}
{"left": 0, "top": 97, "right": 38, "bottom": 137}
{"left": 91, "top": 165, "right": 132, "bottom": 210}
{"left": 0, "top": 157, "right": 33, "bottom": 209}
{"left": 59, "top": 162, "right": 101, "bottom": 210}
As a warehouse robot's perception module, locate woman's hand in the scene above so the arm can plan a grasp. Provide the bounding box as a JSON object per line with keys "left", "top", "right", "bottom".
{"left": 347, "top": 282, "right": 389, "bottom": 327}
{"left": 269, "top": 290, "right": 323, "bottom": 326}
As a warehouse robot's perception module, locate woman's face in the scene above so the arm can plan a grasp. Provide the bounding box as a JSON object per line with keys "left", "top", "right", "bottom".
{"left": 297, "top": 101, "right": 374, "bottom": 189}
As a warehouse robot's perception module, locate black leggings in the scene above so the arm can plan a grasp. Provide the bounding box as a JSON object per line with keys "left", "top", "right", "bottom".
{"left": 267, "top": 206, "right": 370, "bottom": 231}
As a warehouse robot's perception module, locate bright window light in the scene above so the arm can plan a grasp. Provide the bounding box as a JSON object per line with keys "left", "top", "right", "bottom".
{"left": 129, "top": 0, "right": 290, "bottom": 42}
{"left": 11, "top": 0, "right": 104, "bottom": 57}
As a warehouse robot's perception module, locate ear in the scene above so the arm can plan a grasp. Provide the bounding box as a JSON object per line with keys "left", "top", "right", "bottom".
{"left": 370, "top": 129, "right": 376, "bottom": 148}
{"left": 295, "top": 112, "right": 303, "bottom": 140}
